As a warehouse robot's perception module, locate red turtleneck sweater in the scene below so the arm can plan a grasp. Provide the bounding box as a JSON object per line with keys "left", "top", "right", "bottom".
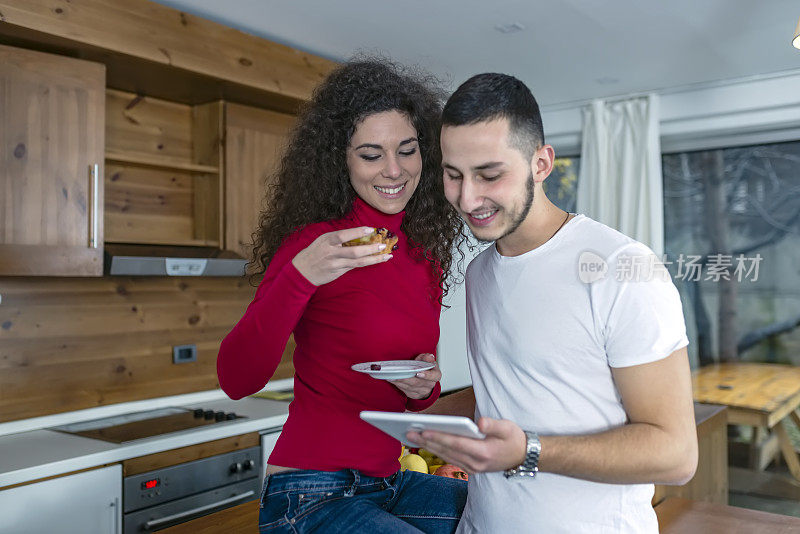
{"left": 217, "top": 198, "right": 442, "bottom": 476}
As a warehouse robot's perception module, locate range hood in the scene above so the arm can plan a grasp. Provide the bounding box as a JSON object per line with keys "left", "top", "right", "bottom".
{"left": 105, "top": 244, "right": 249, "bottom": 277}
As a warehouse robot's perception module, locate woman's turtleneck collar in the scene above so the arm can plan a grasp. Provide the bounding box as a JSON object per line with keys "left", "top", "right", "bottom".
{"left": 350, "top": 196, "right": 405, "bottom": 234}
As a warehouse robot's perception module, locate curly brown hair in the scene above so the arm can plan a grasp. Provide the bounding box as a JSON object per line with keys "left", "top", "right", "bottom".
{"left": 249, "top": 57, "right": 468, "bottom": 302}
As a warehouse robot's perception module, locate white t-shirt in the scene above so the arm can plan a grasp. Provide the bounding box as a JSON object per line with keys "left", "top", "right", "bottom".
{"left": 456, "top": 214, "right": 689, "bottom": 534}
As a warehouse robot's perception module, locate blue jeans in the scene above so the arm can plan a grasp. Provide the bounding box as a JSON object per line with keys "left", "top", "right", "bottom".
{"left": 258, "top": 468, "right": 468, "bottom": 533}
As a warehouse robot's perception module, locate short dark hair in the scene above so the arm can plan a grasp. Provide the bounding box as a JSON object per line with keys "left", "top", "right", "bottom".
{"left": 442, "top": 73, "right": 544, "bottom": 159}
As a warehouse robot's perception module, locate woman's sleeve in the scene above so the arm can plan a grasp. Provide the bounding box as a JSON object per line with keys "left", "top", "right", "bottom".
{"left": 406, "top": 382, "right": 441, "bottom": 412}
{"left": 217, "top": 233, "right": 318, "bottom": 399}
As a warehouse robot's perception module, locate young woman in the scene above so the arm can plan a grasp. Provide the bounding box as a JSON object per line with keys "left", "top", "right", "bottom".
{"left": 217, "top": 59, "right": 468, "bottom": 533}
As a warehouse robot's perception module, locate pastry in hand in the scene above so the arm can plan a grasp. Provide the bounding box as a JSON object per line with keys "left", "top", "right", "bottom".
{"left": 342, "top": 228, "right": 397, "bottom": 255}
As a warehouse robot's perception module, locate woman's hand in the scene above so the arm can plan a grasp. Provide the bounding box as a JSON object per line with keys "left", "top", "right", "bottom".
{"left": 389, "top": 353, "right": 441, "bottom": 400}
{"left": 291, "top": 226, "right": 392, "bottom": 286}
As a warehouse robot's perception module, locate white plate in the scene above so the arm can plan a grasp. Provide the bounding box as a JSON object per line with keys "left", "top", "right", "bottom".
{"left": 351, "top": 360, "right": 435, "bottom": 380}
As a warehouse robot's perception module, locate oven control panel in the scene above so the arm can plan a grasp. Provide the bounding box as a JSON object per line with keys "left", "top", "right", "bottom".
{"left": 123, "top": 446, "right": 261, "bottom": 513}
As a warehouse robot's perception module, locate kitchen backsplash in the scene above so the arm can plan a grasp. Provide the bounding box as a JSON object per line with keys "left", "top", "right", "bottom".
{"left": 0, "top": 276, "right": 295, "bottom": 422}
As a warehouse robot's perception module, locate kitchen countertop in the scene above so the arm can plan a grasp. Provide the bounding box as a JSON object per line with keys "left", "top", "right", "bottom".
{"left": 0, "top": 397, "right": 289, "bottom": 489}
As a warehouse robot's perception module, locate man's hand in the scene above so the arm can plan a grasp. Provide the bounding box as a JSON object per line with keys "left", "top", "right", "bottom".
{"left": 408, "top": 417, "right": 528, "bottom": 473}
{"left": 389, "top": 353, "right": 440, "bottom": 400}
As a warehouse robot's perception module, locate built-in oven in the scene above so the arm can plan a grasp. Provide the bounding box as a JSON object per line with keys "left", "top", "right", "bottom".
{"left": 122, "top": 445, "right": 261, "bottom": 532}
{"left": 51, "top": 406, "right": 261, "bottom": 532}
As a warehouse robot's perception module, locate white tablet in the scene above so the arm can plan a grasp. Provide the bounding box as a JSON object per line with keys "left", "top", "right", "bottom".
{"left": 360, "top": 411, "right": 486, "bottom": 447}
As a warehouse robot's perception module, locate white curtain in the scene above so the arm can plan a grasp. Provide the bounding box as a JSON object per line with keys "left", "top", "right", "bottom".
{"left": 576, "top": 94, "right": 664, "bottom": 256}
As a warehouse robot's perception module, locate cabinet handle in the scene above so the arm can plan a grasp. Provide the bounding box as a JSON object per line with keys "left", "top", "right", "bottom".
{"left": 89, "top": 163, "right": 99, "bottom": 248}
{"left": 111, "top": 497, "right": 120, "bottom": 534}
{"left": 142, "top": 490, "right": 255, "bottom": 530}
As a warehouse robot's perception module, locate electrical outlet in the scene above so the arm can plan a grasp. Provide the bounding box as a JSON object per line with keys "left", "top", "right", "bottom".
{"left": 172, "top": 344, "right": 197, "bottom": 364}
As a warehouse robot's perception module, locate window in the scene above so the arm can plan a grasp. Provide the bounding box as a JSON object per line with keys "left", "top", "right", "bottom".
{"left": 662, "top": 140, "right": 800, "bottom": 367}
{"left": 544, "top": 156, "right": 579, "bottom": 212}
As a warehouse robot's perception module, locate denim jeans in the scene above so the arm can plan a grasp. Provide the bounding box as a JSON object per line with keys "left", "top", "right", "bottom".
{"left": 258, "top": 468, "right": 468, "bottom": 533}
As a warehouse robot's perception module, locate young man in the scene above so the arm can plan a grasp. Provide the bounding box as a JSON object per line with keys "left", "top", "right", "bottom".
{"left": 409, "top": 74, "right": 698, "bottom": 533}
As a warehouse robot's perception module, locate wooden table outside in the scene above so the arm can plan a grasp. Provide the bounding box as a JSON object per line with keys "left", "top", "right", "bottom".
{"left": 655, "top": 497, "right": 800, "bottom": 533}
{"left": 692, "top": 362, "right": 800, "bottom": 481}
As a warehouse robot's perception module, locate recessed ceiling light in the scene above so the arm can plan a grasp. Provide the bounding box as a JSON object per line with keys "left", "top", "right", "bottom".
{"left": 495, "top": 22, "right": 526, "bottom": 34}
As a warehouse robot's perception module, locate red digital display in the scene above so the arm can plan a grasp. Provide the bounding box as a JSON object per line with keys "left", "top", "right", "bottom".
{"left": 143, "top": 478, "right": 159, "bottom": 490}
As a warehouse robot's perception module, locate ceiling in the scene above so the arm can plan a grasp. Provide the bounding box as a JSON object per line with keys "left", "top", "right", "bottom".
{"left": 153, "top": 0, "right": 800, "bottom": 108}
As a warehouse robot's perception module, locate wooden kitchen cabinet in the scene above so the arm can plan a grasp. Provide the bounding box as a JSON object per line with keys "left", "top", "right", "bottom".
{"left": 104, "top": 97, "right": 293, "bottom": 259}
{"left": 0, "top": 44, "right": 106, "bottom": 276}
{"left": 104, "top": 90, "right": 223, "bottom": 248}
{"left": 160, "top": 500, "right": 259, "bottom": 534}
{"left": 224, "top": 103, "right": 295, "bottom": 260}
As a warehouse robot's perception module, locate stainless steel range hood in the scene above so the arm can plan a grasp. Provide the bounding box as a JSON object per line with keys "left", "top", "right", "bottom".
{"left": 105, "top": 244, "right": 249, "bottom": 277}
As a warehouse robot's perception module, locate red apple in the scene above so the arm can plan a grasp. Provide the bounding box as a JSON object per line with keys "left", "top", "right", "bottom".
{"left": 434, "top": 464, "right": 468, "bottom": 481}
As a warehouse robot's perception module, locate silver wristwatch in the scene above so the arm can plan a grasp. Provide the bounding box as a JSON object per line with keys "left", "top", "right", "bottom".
{"left": 503, "top": 430, "right": 541, "bottom": 479}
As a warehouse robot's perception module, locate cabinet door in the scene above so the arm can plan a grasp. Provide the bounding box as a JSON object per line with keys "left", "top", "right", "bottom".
{"left": 261, "top": 431, "right": 281, "bottom": 479}
{"left": 224, "top": 103, "right": 294, "bottom": 260}
{"left": 0, "top": 464, "right": 122, "bottom": 534}
{"left": 0, "top": 45, "right": 105, "bottom": 276}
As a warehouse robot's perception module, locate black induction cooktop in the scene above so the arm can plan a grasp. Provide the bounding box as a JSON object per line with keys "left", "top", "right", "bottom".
{"left": 51, "top": 407, "right": 246, "bottom": 443}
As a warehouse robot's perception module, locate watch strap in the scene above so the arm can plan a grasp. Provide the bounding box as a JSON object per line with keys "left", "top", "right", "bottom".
{"left": 504, "top": 430, "right": 540, "bottom": 479}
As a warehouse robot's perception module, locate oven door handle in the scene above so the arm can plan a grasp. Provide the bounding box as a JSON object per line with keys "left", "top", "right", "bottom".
{"left": 142, "top": 490, "right": 255, "bottom": 530}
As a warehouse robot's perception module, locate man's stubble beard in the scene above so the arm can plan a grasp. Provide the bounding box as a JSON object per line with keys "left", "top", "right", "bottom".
{"left": 472, "top": 171, "right": 535, "bottom": 244}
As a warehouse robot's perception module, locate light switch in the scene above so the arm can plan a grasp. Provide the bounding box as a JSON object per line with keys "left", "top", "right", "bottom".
{"left": 172, "top": 344, "right": 197, "bottom": 364}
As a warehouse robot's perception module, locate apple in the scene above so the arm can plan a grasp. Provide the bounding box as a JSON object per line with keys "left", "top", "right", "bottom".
{"left": 428, "top": 463, "right": 443, "bottom": 475}
{"left": 434, "top": 464, "right": 468, "bottom": 480}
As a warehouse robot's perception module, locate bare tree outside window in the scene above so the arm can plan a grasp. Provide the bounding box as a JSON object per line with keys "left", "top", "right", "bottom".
{"left": 663, "top": 140, "right": 800, "bottom": 368}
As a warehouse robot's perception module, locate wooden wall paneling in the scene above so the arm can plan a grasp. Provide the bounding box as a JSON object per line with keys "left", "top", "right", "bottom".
{"left": 224, "top": 103, "right": 295, "bottom": 259}
{"left": 0, "top": 300, "right": 247, "bottom": 339}
{"left": 0, "top": 275, "right": 254, "bottom": 296}
{"left": 0, "top": 0, "right": 336, "bottom": 103}
{"left": 0, "top": 275, "right": 295, "bottom": 422}
{"left": 0, "top": 277, "right": 248, "bottom": 421}
{"left": 0, "top": 44, "right": 104, "bottom": 276}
